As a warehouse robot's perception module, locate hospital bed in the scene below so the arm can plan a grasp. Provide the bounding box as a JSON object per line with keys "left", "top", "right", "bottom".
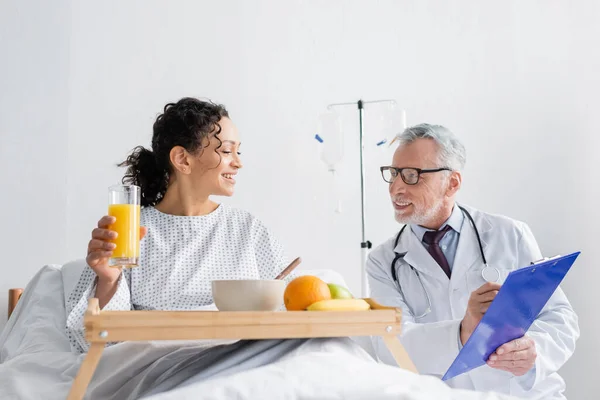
{"left": 1, "top": 260, "right": 515, "bottom": 400}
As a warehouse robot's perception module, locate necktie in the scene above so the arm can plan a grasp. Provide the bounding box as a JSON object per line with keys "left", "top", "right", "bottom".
{"left": 422, "top": 225, "right": 453, "bottom": 278}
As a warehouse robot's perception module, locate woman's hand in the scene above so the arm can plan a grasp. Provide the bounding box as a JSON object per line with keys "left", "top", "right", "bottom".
{"left": 86, "top": 215, "right": 147, "bottom": 284}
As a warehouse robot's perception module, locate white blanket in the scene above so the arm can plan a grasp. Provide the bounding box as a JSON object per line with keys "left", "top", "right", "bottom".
{"left": 144, "top": 338, "right": 515, "bottom": 400}
{"left": 0, "top": 339, "right": 516, "bottom": 400}
{"left": 0, "top": 265, "right": 518, "bottom": 400}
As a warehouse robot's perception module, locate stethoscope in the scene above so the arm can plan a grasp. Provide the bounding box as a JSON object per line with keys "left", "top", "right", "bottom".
{"left": 391, "top": 205, "right": 499, "bottom": 319}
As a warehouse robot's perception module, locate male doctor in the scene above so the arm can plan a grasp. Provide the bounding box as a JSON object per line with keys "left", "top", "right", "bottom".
{"left": 367, "top": 124, "right": 579, "bottom": 399}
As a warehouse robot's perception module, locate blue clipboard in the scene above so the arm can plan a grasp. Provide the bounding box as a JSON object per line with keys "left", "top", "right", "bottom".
{"left": 442, "top": 251, "right": 580, "bottom": 381}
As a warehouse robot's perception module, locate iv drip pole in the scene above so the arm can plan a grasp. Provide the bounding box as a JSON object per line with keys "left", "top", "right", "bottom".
{"left": 326, "top": 99, "right": 398, "bottom": 298}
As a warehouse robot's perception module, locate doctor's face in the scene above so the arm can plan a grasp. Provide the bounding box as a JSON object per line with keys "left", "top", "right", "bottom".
{"left": 388, "top": 139, "right": 458, "bottom": 227}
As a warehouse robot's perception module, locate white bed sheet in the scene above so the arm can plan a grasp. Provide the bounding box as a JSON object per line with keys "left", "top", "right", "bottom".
{"left": 144, "top": 337, "right": 516, "bottom": 400}
{"left": 0, "top": 264, "right": 519, "bottom": 400}
{"left": 0, "top": 339, "right": 516, "bottom": 400}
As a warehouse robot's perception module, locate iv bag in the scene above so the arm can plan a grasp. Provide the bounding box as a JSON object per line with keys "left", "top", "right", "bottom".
{"left": 315, "top": 110, "right": 344, "bottom": 213}
{"left": 316, "top": 110, "right": 344, "bottom": 170}
{"left": 364, "top": 102, "right": 407, "bottom": 148}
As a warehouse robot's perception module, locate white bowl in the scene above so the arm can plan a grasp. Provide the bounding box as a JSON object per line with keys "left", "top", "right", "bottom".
{"left": 211, "top": 280, "right": 286, "bottom": 311}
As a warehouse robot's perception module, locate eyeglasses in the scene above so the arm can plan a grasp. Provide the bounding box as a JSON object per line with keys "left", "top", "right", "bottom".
{"left": 380, "top": 166, "right": 452, "bottom": 185}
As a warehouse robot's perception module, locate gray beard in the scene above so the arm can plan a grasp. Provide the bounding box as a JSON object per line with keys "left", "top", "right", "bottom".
{"left": 394, "top": 197, "right": 445, "bottom": 226}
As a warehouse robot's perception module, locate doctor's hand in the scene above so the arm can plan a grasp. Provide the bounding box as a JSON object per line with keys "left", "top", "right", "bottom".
{"left": 487, "top": 336, "right": 537, "bottom": 376}
{"left": 460, "top": 282, "right": 502, "bottom": 345}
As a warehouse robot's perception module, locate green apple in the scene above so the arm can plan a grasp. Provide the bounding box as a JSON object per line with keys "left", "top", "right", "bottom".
{"left": 328, "top": 283, "right": 354, "bottom": 299}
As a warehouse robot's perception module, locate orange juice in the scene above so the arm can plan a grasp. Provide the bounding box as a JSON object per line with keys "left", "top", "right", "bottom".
{"left": 108, "top": 203, "right": 140, "bottom": 267}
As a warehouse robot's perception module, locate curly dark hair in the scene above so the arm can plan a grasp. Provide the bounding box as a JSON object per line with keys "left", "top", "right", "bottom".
{"left": 119, "top": 97, "right": 229, "bottom": 207}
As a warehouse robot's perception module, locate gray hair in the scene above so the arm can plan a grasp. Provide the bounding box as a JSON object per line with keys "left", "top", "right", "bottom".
{"left": 394, "top": 123, "right": 466, "bottom": 171}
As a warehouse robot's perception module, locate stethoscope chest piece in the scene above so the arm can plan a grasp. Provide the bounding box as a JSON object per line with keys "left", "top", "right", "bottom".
{"left": 481, "top": 264, "right": 500, "bottom": 283}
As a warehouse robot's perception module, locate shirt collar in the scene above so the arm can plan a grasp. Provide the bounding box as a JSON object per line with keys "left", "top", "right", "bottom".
{"left": 410, "top": 204, "right": 465, "bottom": 242}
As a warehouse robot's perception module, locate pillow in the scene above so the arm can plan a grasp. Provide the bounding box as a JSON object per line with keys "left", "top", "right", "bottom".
{"left": 0, "top": 265, "right": 71, "bottom": 362}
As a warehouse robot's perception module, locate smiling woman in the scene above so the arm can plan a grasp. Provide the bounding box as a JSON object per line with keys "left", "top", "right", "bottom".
{"left": 119, "top": 97, "right": 242, "bottom": 208}
{"left": 65, "top": 97, "right": 297, "bottom": 355}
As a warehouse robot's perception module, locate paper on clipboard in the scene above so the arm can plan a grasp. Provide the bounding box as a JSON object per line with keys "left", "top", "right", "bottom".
{"left": 442, "top": 251, "right": 580, "bottom": 381}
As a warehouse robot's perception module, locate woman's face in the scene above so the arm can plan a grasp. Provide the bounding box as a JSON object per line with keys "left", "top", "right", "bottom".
{"left": 188, "top": 117, "right": 243, "bottom": 197}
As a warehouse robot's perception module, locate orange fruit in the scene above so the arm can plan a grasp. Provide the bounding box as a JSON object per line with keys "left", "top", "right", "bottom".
{"left": 284, "top": 275, "right": 331, "bottom": 311}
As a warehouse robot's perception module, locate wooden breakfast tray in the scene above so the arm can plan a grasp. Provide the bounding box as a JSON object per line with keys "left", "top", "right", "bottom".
{"left": 67, "top": 298, "right": 417, "bottom": 400}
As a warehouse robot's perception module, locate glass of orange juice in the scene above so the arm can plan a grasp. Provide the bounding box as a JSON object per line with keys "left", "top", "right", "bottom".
{"left": 108, "top": 185, "right": 141, "bottom": 268}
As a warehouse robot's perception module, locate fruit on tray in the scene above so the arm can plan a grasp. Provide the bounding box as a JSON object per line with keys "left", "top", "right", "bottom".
{"left": 284, "top": 275, "right": 332, "bottom": 311}
{"left": 306, "top": 299, "right": 371, "bottom": 311}
{"left": 283, "top": 275, "right": 368, "bottom": 311}
{"left": 327, "top": 283, "right": 354, "bottom": 299}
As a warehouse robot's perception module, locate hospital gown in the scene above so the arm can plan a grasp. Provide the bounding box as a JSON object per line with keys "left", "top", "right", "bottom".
{"left": 66, "top": 204, "right": 293, "bottom": 353}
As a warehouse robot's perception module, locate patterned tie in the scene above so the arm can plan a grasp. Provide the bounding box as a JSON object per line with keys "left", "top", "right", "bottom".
{"left": 422, "top": 225, "right": 453, "bottom": 278}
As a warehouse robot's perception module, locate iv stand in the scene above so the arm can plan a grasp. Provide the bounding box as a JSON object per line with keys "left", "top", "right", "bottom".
{"left": 327, "top": 99, "right": 397, "bottom": 298}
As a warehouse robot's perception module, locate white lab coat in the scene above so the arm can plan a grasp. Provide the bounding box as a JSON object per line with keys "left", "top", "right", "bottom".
{"left": 367, "top": 204, "right": 579, "bottom": 399}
